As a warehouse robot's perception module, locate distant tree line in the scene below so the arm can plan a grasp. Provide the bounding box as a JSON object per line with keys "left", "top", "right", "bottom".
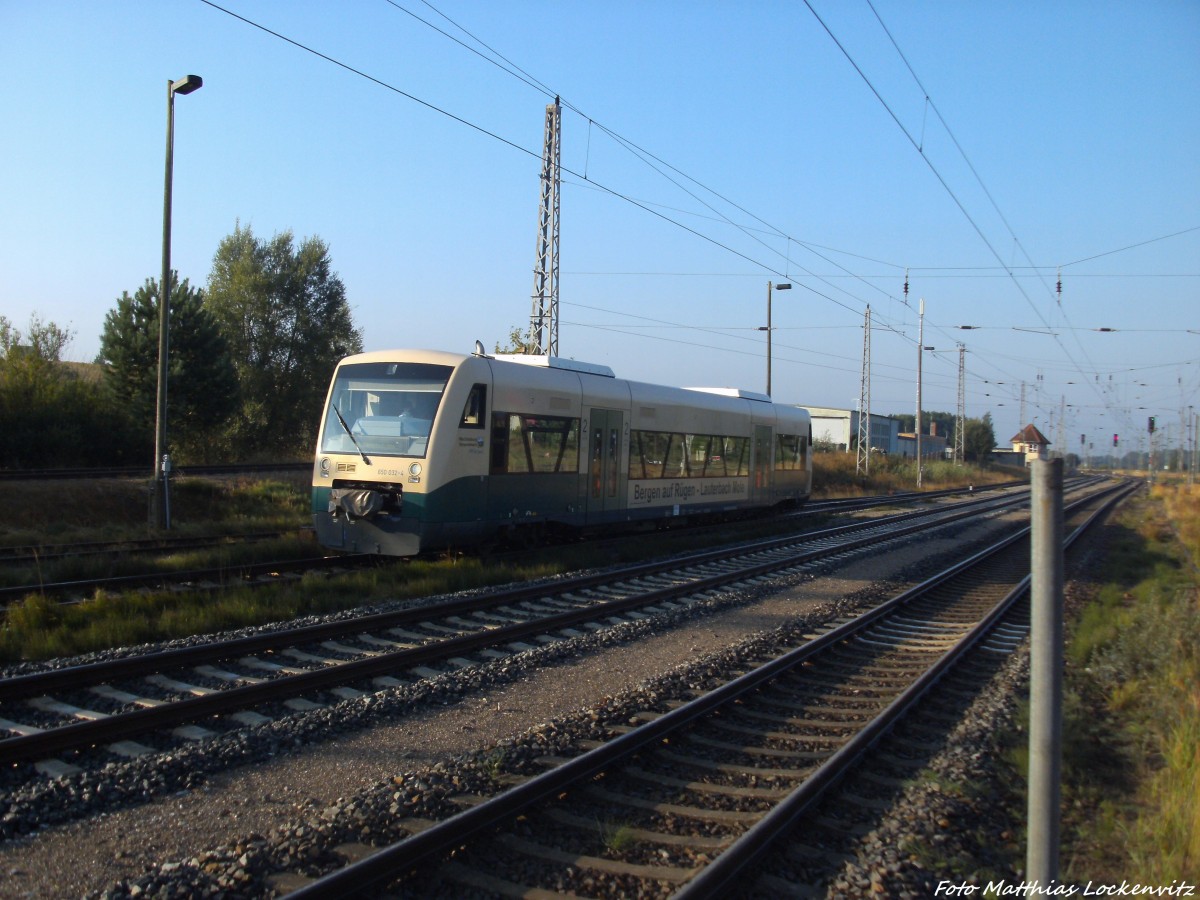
{"left": 0, "top": 223, "right": 362, "bottom": 469}
{"left": 889, "top": 410, "right": 997, "bottom": 463}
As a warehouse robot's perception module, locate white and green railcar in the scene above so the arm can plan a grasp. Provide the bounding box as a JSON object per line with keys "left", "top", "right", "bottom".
{"left": 312, "top": 346, "right": 812, "bottom": 555}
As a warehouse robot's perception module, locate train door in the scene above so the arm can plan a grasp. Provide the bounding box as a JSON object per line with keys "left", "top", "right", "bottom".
{"left": 752, "top": 424, "right": 773, "bottom": 503}
{"left": 587, "top": 408, "right": 624, "bottom": 517}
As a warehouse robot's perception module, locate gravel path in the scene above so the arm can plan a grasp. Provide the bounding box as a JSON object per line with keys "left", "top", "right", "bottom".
{"left": 0, "top": 515, "right": 1017, "bottom": 899}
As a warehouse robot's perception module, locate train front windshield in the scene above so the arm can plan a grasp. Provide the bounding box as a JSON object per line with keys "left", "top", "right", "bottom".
{"left": 320, "top": 361, "right": 453, "bottom": 458}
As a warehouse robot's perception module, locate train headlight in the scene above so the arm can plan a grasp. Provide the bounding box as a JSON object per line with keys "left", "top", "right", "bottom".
{"left": 320, "top": 457, "right": 331, "bottom": 477}
{"left": 409, "top": 462, "right": 422, "bottom": 476}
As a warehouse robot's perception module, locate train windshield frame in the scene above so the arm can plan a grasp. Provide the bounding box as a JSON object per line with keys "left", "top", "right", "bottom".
{"left": 320, "top": 361, "right": 453, "bottom": 459}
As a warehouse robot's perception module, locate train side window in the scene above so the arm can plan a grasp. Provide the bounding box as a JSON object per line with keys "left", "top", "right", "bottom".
{"left": 776, "top": 434, "right": 803, "bottom": 470}
{"left": 490, "top": 413, "right": 510, "bottom": 473}
{"left": 725, "top": 436, "right": 750, "bottom": 476}
{"left": 460, "top": 384, "right": 487, "bottom": 428}
{"left": 632, "top": 429, "right": 762, "bottom": 478}
{"left": 629, "top": 431, "right": 647, "bottom": 479}
{"left": 663, "top": 434, "right": 688, "bottom": 478}
{"left": 492, "top": 413, "right": 579, "bottom": 474}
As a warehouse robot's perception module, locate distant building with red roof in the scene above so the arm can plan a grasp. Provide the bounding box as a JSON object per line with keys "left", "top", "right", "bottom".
{"left": 1010, "top": 424, "right": 1051, "bottom": 465}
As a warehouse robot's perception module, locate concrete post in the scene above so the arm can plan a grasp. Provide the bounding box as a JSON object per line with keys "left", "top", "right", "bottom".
{"left": 1027, "top": 457, "right": 1064, "bottom": 881}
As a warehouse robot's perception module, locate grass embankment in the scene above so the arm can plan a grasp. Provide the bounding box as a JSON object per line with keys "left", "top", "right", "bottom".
{"left": 1, "top": 457, "right": 1009, "bottom": 663}
{"left": 1052, "top": 482, "right": 1199, "bottom": 881}
{"left": 810, "top": 452, "right": 1017, "bottom": 498}
{"left": 3, "top": 475, "right": 311, "bottom": 545}
{"left": 0, "top": 475, "right": 566, "bottom": 662}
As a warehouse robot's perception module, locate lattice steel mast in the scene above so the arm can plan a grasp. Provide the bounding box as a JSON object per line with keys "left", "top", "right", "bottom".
{"left": 955, "top": 343, "right": 966, "bottom": 463}
{"left": 529, "top": 97, "right": 561, "bottom": 356}
{"left": 856, "top": 305, "right": 872, "bottom": 475}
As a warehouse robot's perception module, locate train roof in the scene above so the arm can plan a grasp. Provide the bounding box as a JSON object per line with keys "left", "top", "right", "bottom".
{"left": 335, "top": 348, "right": 470, "bottom": 368}
{"left": 493, "top": 354, "right": 615, "bottom": 379}
{"left": 332, "top": 350, "right": 802, "bottom": 416}
{"left": 682, "top": 386, "right": 772, "bottom": 403}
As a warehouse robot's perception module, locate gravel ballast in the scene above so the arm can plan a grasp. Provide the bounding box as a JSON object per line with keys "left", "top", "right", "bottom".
{"left": 0, "top": 510, "right": 1035, "bottom": 898}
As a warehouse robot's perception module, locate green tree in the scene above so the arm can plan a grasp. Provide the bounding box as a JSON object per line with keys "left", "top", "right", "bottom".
{"left": 205, "top": 223, "right": 362, "bottom": 458}
{"left": 892, "top": 410, "right": 956, "bottom": 442}
{"left": 1, "top": 314, "right": 140, "bottom": 468}
{"left": 1, "top": 313, "right": 71, "bottom": 362}
{"left": 964, "top": 413, "right": 997, "bottom": 463}
{"left": 98, "top": 272, "right": 239, "bottom": 463}
{"left": 494, "top": 325, "right": 537, "bottom": 354}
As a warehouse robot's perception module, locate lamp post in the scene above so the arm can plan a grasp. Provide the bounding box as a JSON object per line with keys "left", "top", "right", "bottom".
{"left": 757, "top": 281, "right": 790, "bottom": 397}
{"left": 152, "top": 74, "right": 202, "bottom": 529}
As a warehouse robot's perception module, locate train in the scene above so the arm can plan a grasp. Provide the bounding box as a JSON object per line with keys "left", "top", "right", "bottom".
{"left": 311, "top": 345, "right": 812, "bottom": 555}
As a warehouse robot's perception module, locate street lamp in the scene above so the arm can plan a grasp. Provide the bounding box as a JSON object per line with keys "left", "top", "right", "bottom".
{"left": 757, "top": 281, "right": 790, "bottom": 397}
{"left": 152, "top": 74, "right": 202, "bottom": 529}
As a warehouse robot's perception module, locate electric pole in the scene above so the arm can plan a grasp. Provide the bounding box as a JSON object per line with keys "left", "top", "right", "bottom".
{"left": 916, "top": 298, "right": 925, "bottom": 489}
{"left": 857, "top": 306, "right": 872, "bottom": 475}
{"left": 955, "top": 343, "right": 966, "bottom": 464}
{"left": 529, "top": 97, "right": 561, "bottom": 356}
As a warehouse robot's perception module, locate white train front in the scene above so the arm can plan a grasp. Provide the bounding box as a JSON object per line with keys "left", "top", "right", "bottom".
{"left": 312, "top": 347, "right": 812, "bottom": 555}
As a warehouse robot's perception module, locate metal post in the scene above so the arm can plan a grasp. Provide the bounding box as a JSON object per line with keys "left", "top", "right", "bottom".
{"left": 152, "top": 74, "right": 201, "bottom": 529}
{"left": 916, "top": 298, "right": 924, "bottom": 488}
{"left": 161, "top": 455, "right": 172, "bottom": 530}
{"left": 152, "top": 79, "right": 176, "bottom": 529}
{"left": 759, "top": 281, "right": 789, "bottom": 398}
{"left": 766, "top": 281, "right": 773, "bottom": 397}
{"left": 529, "top": 97, "right": 561, "bottom": 357}
{"left": 1190, "top": 410, "right": 1196, "bottom": 487}
{"left": 1027, "top": 457, "right": 1064, "bottom": 882}
{"left": 856, "top": 305, "right": 871, "bottom": 475}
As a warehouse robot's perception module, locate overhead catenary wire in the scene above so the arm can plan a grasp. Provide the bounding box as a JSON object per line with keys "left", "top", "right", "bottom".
{"left": 197, "top": 0, "right": 1193, "bottom": 435}
{"left": 803, "top": 0, "right": 1123, "bottom": 420}
{"left": 397, "top": 0, "right": 925, "bottom": 328}
{"left": 839, "top": 6, "right": 1197, "bottom": 439}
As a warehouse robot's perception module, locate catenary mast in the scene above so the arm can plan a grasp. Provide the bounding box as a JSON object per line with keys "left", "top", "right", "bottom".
{"left": 529, "top": 97, "right": 561, "bottom": 356}
{"left": 955, "top": 343, "right": 966, "bottom": 463}
{"left": 856, "top": 306, "right": 872, "bottom": 474}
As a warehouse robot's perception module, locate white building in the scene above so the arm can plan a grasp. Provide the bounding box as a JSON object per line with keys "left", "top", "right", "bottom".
{"left": 800, "top": 406, "right": 901, "bottom": 455}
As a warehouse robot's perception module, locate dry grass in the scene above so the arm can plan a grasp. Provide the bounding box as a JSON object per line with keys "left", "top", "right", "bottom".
{"left": 1060, "top": 484, "right": 1200, "bottom": 882}
{"left": 811, "top": 450, "right": 1017, "bottom": 498}
{"left": 0, "top": 472, "right": 311, "bottom": 546}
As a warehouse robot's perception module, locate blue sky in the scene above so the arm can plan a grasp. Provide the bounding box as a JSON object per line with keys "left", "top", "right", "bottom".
{"left": 2, "top": 1, "right": 1197, "bottom": 457}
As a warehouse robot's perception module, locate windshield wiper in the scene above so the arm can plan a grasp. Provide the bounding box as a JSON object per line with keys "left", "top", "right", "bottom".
{"left": 332, "top": 404, "right": 371, "bottom": 465}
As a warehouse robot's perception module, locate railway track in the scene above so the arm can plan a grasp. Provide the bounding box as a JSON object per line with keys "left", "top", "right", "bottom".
{"left": 276, "top": 479, "right": 1133, "bottom": 898}
{"left": 0, "top": 528, "right": 370, "bottom": 608}
{"left": 0, "top": 550, "right": 376, "bottom": 609}
{"left": 0, "top": 530, "right": 308, "bottom": 565}
{"left": 0, "top": 462, "right": 311, "bottom": 481}
{"left": 0, "top": 484, "right": 1015, "bottom": 607}
{"left": 0, "top": 485, "right": 1047, "bottom": 784}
